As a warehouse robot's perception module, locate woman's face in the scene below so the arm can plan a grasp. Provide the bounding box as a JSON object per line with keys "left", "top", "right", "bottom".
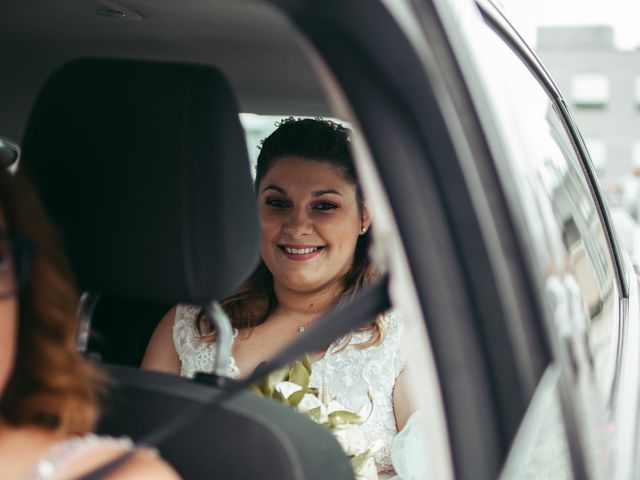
{"left": 0, "top": 208, "right": 18, "bottom": 396}
{"left": 258, "top": 157, "right": 370, "bottom": 296}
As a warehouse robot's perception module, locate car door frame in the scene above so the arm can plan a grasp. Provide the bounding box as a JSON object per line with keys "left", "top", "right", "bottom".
{"left": 474, "top": 4, "right": 640, "bottom": 479}
{"left": 447, "top": 0, "right": 639, "bottom": 478}
{"left": 271, "top": 0, "right": 557, "bottom": 478}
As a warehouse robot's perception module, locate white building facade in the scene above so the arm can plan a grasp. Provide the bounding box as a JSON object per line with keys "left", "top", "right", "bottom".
{"left": 536, "top": 26, "right": 640, "bottom": 182}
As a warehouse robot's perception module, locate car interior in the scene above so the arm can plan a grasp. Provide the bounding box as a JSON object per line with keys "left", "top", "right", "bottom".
{"left": 0, "top": 0, "right": 540, "bottom": 477}
{"left": 6, "top": 0, "right": 623, "bottom": 479}
{"left": 19, "top": 55, "right": 367, "bottom": 478}
{"left": 2, "top": 1, "right": 412, "bottom": 477}
{"left": 1, "top": 0, "right": 339, "bottom": 369}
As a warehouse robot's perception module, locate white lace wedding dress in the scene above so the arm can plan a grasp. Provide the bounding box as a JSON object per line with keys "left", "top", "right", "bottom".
{"left": 173, "top": 305, "right": 406, "bottom": 478}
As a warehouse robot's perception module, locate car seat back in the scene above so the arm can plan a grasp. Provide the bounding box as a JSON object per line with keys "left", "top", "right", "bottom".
{"left": 101, "top": 366, "right": 353, "bottom": 480}
{"left": 20, "top": 58, "right": 354, "bottom": 480}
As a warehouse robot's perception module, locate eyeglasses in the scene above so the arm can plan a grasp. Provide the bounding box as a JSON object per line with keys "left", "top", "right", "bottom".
{"left": 0, "top": 234, "right": 35, "bottom": 299}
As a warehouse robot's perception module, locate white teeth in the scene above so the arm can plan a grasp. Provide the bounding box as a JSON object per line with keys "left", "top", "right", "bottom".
{"left": 284, "top": 246, "right": 319, "bottom": 254}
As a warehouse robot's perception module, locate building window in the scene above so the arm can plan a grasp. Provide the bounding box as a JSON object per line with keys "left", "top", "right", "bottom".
{"left": 585, "top": 138, "right": 607, "bottom": 174}
{"left": 570, "top": 73, "right": 610, "bottom": 108}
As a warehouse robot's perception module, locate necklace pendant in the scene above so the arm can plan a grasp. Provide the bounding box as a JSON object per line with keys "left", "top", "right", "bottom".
{"left": 298, "top": 324, "right": 305, "bottom": 333}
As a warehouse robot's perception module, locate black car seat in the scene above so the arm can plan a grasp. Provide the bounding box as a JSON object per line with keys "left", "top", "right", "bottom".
{"left": 20, "top": 58, "right": 354, "bottom": 480}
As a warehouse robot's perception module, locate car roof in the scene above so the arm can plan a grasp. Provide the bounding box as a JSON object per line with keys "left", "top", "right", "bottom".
{"left": 0, "top": 0, "right": 331, "bottom": 142}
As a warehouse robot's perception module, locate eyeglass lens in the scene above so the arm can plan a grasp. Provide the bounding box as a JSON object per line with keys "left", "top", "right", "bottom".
{"left": 0, "top": 239, "right": 17, "bottom": 298}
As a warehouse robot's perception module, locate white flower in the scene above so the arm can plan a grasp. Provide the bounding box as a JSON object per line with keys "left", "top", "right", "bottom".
{"left": 274, "top": 381, "right": 302, "bottom": 399}
{"left": 255, "top": 360, "right": 379, "bottom": 480}
{"left": 333, "top": 426, "right": 368, "bottom": 457}
{"left": 357, "top": 456, "right": 379, "bottom": 480}
{"left": 296, "top": 393, "right": 328, "bottom": 422}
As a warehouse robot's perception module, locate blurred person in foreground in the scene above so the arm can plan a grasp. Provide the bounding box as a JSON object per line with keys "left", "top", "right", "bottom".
{"left": 0, "top": 169, "right": 178, "bottom": 479}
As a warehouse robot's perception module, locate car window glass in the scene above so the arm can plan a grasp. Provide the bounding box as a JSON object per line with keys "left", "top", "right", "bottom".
{"left": 239, "top": 113, "right": 282, "bottom": 173}
{"left": 480, "top": 22, "right": 618, "bottom": 401}
{"left": 239, "top": 113, "right": 351, "bottom": 175}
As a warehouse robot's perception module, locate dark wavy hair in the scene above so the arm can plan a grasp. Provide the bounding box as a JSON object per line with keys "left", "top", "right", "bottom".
{"left": 0, "top": 169, "right": 105, "bottom": 434}
{"left": 198, "top": 117, "right": 383, "bottom": 348}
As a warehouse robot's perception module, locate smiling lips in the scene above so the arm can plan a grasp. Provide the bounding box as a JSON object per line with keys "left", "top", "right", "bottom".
{"left": 279, "top": 245, "right": 325, "bottom": 261}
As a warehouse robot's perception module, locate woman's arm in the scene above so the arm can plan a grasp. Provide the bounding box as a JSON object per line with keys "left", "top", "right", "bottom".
{"left": 58, "top": 443, "right": 180, "bottom": 480}
{"left": 140, "top": 306, "right": 181, "bottom": 374}
{"left": 113, "top": 450, "right": 180, "bottom": 479}
{"left": 392, "top": 368, "right": 413, "bottom": 431}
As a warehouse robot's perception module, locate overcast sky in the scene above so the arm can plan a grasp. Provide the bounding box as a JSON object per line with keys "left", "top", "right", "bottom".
{"left": 498, "top": 0, "right": 640, "bottom": 50}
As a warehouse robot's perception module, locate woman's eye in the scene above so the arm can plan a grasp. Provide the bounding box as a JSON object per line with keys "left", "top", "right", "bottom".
{"left": 313, "top": 202, "right": 338, "bottom": 211}
{"left": 265, "top": 198, "right": 290, "bottom": 209}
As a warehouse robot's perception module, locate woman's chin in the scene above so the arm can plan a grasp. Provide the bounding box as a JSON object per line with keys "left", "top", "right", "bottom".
{"left": 281, "top": 277, "right": 324, "bottom": 292}
{"left": 276, "top": 272, "right": 339, "bottom": 295}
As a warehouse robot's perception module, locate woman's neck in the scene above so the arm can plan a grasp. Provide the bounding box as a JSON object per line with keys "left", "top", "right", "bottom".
{"left": 272, "top": 281, "right": 342, "bottom": 323}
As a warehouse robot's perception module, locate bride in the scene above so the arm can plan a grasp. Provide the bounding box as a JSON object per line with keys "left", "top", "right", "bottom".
{"left": 142, "top": 118, "right": 411, "bottom": 478}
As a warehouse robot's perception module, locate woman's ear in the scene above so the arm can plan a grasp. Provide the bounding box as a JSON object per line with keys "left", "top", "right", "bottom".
{"left": 360, "top": 204, "right": 372, "bottom": 235}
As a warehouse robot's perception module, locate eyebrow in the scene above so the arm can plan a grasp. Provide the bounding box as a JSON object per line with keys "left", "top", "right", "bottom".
{"left": 262, "top": 185, "right": 287, "bottom": 195}
{"left": 313, "top": 189, "right": 342, "bottom": 197}
{"left": 261, "top": 185, "right": 343, "bottom": 197}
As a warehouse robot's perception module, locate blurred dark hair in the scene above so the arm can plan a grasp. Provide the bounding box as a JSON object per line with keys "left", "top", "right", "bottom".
{"left": 0, "top": 169, "right": 105, "bottom": 434}
{"left": 198, "top": 118, "right": 383, "bottom": 347}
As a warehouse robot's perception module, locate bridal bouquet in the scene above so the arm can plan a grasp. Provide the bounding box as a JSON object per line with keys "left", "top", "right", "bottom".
{"left": 250, "top": 356, "right": 381, "bottom": 479}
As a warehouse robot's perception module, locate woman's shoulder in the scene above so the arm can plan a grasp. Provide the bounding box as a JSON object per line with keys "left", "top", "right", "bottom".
{"left": 381, "top": 309, "right": 404, "bottom": 336}
{"left": 352, "top": 309, "right": 406, "bottom": 378}
{"left": 105, "top": 447, "right": 178, "bottom": 479}
{"left": 367, "top": 309, "right": 404, "bottom": 347}
{"left": 34, "top": 433, "right": 178, "bottom": 479}
{"left": 334, "top": 309, "right": 404, "bottom": 350}
{"left": 383, "top": 309, "right": 407, "bottom": 374}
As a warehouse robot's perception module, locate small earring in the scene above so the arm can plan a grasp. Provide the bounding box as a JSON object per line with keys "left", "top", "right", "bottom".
{"left": 360, "top": 224, "right": 369, "bottom": 234}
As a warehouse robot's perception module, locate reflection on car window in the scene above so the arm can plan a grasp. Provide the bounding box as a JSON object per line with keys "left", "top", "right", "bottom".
{"left": 500, "top": 371, "right": 573, "bottom": 480}
{"left": 481, "top": 23, "right": 617, "bottom": 401}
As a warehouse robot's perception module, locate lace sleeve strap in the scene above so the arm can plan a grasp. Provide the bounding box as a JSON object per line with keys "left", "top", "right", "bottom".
{"left": 384, "top": 310, "right": 407, "bottom": 378}
{"left": 172, "top": 304, "right": 201, "bottom": 354}
{"left": 174, "top": 304, "right": 201, "bottom": 329}
{"left": 172, "top": 304, "right": 204, "bottom": 376}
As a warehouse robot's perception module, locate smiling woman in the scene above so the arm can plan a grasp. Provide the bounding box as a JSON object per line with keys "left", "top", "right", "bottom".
{"left": 259, "top": 157, "right": 367, "bottom": 315}
{"left": 142, "top": 118, "right": 412, "bottom": 478}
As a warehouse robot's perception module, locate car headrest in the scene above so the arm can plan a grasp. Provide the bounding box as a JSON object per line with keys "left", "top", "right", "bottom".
{"left": 20, "top": 58, "right": 259, "bottom": 304}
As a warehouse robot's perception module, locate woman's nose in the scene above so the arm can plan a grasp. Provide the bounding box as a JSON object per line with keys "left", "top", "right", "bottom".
{"left": 283, "top": 208, "right": 312, "bottom": 237}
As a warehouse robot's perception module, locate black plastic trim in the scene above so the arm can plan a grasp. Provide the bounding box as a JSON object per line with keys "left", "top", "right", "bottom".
{"left": 271, "top": 0, "right": 549, "bottom": 478}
